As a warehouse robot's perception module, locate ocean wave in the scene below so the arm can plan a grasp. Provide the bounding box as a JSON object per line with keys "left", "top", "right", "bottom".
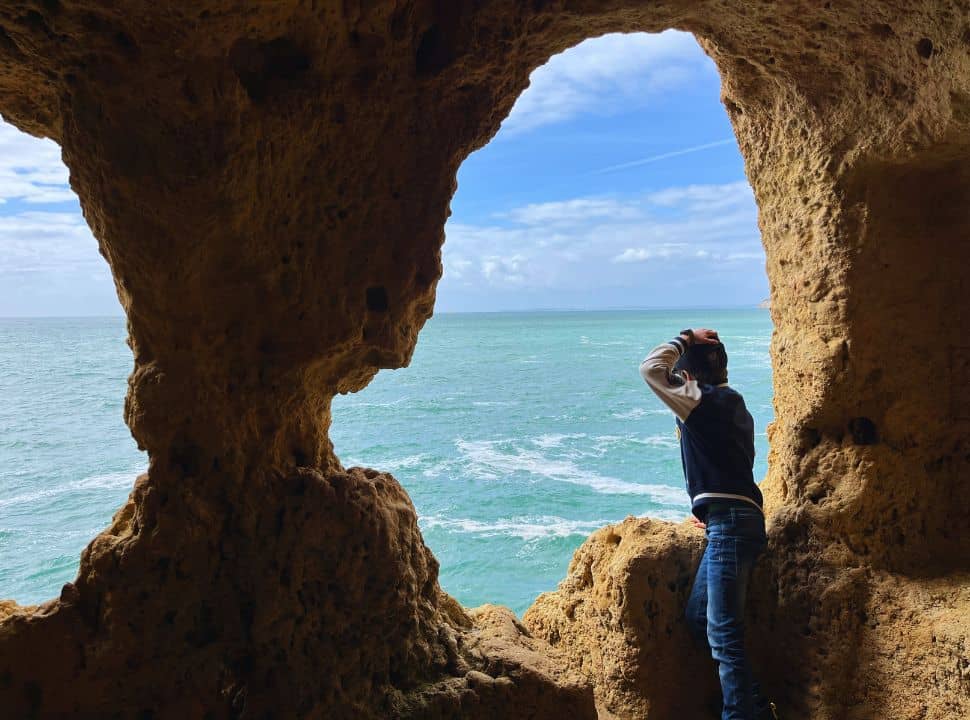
{"left": 586, "top": 433, "right": 678, "bottom": 455}
{"left": 1, "top": 525, "right": 108, "bottom": 542}
{"left": 344, "top": 396, "right": 409, "bottom": 408}
{"left": 420, "top": 514, "right": 608, "bottom": 540}
{"left": 579, "top": 336, "right": 628, "bottom": 347}
{"left": 530, "top": 433, "right": 587, "bottom": 449}
{"left": 454, "top": 437, "right": 682, "bottom": 500}
{"left": 420, "top": 507, "right": 691, "bottom": 540}
{"left": 371, "top": 454, "right": 429, "bottom": 473}
{"left": 638, "top": 506, "right": 690, "bottom": 522}
{"left": 341, "top": 454, "right": 431, "bottom": 474}
{"left": 0, "top": 469, "right": 142, "bottom": 510}
{"left": 610, "top": 407, "right": 666, "bottom": 420}
{"left": 631, "top": 434, "right": 680, "bottom": 449}
{"left": 421, "top": 458, "right": 455, "bottom": 478}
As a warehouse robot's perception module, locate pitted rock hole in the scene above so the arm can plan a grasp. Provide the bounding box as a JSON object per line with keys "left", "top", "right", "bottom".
{"left": 366, "top": 285, "right": 389, "bottom": 312}
{"left": 415, "top": 8, "right": 462, "bottom": 77}
{"left": 848, "top": 416, "right": 879, "bottom": 445}
{"left": 229, "top": 36, "right": 311, "bottom": 103}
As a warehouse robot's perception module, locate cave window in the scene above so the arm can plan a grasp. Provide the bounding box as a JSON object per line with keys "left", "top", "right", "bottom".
{"left": 0, "top": 118, "right": 144, "bottom": 603}
{"left": 331, "top": 31, "right": 773, "bottom": 614}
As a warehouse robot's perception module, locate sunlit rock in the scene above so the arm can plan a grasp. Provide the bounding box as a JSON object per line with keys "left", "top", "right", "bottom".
{"left": 0, "top": 1, "right": 967, "bottom": 717}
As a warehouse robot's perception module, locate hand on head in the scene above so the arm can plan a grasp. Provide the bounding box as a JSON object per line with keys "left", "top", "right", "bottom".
{"left": 690, "top": 328, "right": 720, "bottom": 345}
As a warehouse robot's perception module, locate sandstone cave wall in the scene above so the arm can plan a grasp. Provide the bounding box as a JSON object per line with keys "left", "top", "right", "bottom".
{"left": 0, "top": 1, "right": 967, "bottom": 718}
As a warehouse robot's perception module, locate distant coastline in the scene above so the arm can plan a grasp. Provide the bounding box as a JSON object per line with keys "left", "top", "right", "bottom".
{"left": 433, "top": 304, "right": 770, "bottom": 316}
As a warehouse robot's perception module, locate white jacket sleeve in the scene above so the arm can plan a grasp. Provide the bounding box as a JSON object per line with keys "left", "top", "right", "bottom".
{"left": 639, "top": 338, "right": 702, "bottom": 422}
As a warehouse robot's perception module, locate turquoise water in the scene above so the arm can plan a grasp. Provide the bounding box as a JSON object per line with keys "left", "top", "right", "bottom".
{"left": 0, "top": 318, "right": 145, "bottom": 603}
{"left": 0, "top": 310, "right": 772, "bottom": 614}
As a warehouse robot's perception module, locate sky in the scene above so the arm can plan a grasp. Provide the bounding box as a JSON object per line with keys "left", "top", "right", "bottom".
{"left": 0, "top": 30, "right": 766, "bottom": 317}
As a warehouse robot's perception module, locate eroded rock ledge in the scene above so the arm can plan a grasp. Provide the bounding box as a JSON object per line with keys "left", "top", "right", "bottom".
{"left": 525, "top": 516, "right": 970, "bottom": 719}
{"left": 0, "top": 1, "right": 968, "bottom": 718}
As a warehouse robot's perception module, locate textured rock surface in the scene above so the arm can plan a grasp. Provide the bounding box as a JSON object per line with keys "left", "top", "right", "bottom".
{"left": 0, "top": 0, "right": 968, "bottom": 718}
{"left": 526, "top": 518, "right": 970, "bottom": 719}
{"left": 525, "top": 519, "right": 716, "bottom": 718}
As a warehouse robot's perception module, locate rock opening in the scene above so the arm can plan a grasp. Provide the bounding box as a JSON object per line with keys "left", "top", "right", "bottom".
{"left": 332, "top": 29, "right": 770, "bottom": 620}
{"left": 0, "top": 2, "right": 967, "bottom": 718}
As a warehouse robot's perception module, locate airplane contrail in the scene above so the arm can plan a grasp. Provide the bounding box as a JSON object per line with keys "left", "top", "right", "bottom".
{"left": 592, "top": 138, "right": 735, "bottom": 175}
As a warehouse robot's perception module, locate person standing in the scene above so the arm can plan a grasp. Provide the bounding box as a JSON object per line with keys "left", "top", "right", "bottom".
{"left": 639, "top": 327, "right": 777, "bottom": 720}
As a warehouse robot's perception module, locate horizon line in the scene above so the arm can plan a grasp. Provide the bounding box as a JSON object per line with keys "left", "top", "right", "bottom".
{"left": 0, "top": 304, "right": 769, "bottom": 320}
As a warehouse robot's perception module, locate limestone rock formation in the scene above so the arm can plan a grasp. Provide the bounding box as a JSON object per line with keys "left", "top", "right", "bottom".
{"left": 397, "top": 604, "right": 595, "bottom": 718}
{"left": 526, "top": 517, "right": 970, "bottom": 719}
{"left": 525, "top": 519, "right": 716, "bottom": 718}
{"left": 0, "top": 0, "right": 967, "bottom": 718}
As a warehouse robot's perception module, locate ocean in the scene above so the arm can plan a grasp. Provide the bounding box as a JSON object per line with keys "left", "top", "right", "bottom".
{"left": 0, "top": 309, "right": 772, "bottom": 615}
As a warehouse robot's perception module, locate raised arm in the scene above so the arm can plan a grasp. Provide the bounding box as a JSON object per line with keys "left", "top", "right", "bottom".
{"left": 640, "top": 328, "right": 720, "bottom": 421}
{"left": 639, "top": 335, "right": 702, "bottom": 422}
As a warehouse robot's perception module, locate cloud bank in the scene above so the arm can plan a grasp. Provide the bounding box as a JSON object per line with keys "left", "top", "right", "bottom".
{"left": 501, "top": 31, "right": 716, "bottom": 135}
{"left": 0, "top": 119, "right": 119, "bottom": 315}
{"left": 441, "top": 181, "right": 764, "bottom": 307}
{"left": 0, "top": 122, "right": 74, "bottom": 205}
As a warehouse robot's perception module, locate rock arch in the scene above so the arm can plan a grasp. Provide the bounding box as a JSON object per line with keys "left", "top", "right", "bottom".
{"left": 0, "top": 2, "right": 967, "bottom": 718}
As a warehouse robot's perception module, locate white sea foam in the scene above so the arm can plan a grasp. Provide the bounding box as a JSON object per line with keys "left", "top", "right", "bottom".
{"left": 348, "top": 396, "right": 409, "bottom": 408}
{"left": 530, "top": 433, "right": 586, "bottom": 449}
{"left": 610, "top": 407, "right": 664, "bottom": 420}
{"left": 421, "top": 508, "right": 691, "bottom": 539}
{"left": 633, "top": 434, "right": 680, "bottom": 449}
{"left": 455, "top": 437, "right": 682, "bottom": 500}
{"left": 421, "top": 458, "right": 455, "bottom": 478}
{"left": 588, "top": 434, "right": 625, "bottom": 453}
{"left": 637, "top": 506, "right": 689, "bottom": 522}
{"left": 385, "top": 454, "right": 430, "bottom": 472}
{"left": 584, "top": 433, "right": 677, "bottom": 456}
{"left": 578, "top": 335, "right": 627, "bottom": 347}
{"left": 420, "top": 514, "right": 608, "bottom": 540}
{"left": 342, "top": 454, "right": 432, "bottom": 474}
{"left": 0, "top": 469, "right": 142, "bottom": 510}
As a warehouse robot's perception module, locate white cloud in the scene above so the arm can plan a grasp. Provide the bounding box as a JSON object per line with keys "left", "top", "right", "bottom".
{"left": 0, "top": 119, "right": 105, "bottom": 274}
{"left": 445, "top": 256, "right": 473, "bottom": 280}
{"left": 481, "top": 254, "right": 527, "bottom": 285}
{"left": 502, "top": 31, "right": 714, "bottom": 134}
{"left": 613, "top": 244, "right": 689, "bottom": 263}
{"left": 504, "top": 198, "right": 641, "bottom": 226}
{"left": 444, "top": 224, "right": 548, "bottom": 289}
{"left": 646, "top": 181, "right": 753, "bottom": 213}
{"left": 442, "top": 181, "right": 763, "bottom": 298}
{"left": 0, "top": 120, "right": 116, "bottom": 314}
{"left": 613, "top": 245, "right": 763, "bottom": 265}
{"left": 0, "top": 120, "right": 73, "bottom": 204}
{"left": 0, "top": 211, "right": 100, "bottom": 274}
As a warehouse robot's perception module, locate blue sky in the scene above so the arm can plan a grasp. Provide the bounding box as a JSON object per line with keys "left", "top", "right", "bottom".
{"left": 0, "top": 31, "right": 766, "bottom": 317}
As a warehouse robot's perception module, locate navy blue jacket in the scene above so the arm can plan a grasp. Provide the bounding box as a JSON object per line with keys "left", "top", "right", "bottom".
{"left": 640, "top": 337, "right": 763, "bottom": 519}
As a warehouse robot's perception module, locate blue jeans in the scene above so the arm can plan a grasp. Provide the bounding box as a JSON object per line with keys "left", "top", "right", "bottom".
{"left": 685, "top": 506, "right": 767, "bottom": 720}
